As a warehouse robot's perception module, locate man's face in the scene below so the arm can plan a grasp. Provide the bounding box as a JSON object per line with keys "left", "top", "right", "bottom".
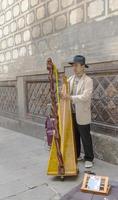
{"left": 72, "top": 63, "right": 85, "bottom": 74}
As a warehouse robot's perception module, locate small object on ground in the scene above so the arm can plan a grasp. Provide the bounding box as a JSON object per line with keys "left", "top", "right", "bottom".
{"left": 60, "top": 181, "right": 118, "bottom": 200}
{"left": 60, "top": 176, "right": 64, "bottom": 181}
{"left": 84, "top": 171, "right": 96, "bottom": 175}
{"left": 81, "top": 174, "right": 111, "bottom": 195}
{"left": 85, "top": 161, "right": 93, "bottom": 168}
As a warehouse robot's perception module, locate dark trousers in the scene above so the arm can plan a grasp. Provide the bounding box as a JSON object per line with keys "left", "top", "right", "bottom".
{"left": 72, "top": 113, "right": 94, "bottom": 162}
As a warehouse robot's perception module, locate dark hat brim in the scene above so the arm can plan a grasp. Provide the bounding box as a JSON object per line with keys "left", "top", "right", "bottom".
{"left": 85, "top": 64, "right": 89, "bottom": 68}
{"left": 68, "top": 62, "right": 89, "bottom": 68}
{"left": 68, "top": 62, "right": 74, "bottom": 65}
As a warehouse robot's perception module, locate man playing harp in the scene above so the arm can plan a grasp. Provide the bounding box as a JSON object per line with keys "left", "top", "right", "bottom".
{"left": 61, "top": 55, "right": 94, "bottom": 168}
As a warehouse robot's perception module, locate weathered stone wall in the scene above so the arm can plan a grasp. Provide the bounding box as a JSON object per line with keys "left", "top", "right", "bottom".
{"left": 0, "top": 0, "right": 118, "bottom": 164}
{"left": 0, "top": 0, "right": 118, "bottom": 78}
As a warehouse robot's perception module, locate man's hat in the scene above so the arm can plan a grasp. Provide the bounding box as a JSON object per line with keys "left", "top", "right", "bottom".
{"left": 68, "top": 55, "right": 89, "bottom": 68}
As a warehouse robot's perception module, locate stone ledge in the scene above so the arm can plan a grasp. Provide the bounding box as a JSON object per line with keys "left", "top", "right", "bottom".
{"left": 0, "top": 115, "right": 45, "bottom": 140}
{"left": 0, "top": 115, "right": 118, "bottom": 165}
{"left": 91, "top": 122, "right": 118, "bottom": 138}
{"left": 91, "top": 131, "right": 118, "bottom": 165}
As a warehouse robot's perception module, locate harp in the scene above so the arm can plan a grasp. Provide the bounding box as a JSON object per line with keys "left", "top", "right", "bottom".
{"left": 47, "top": 58, "right": 78, "bottom": 179}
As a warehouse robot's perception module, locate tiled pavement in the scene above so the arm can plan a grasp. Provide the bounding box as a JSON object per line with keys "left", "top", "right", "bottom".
{"left": 0, "top": 127, "right": 118, "bottom": 200}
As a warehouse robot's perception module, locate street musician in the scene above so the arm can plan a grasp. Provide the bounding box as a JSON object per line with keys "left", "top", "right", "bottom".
{"left": 61, "top": 55, "right": 94, "bottom": 168}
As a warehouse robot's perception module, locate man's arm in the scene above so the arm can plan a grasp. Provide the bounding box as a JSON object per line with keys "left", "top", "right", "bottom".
{"left": 71, "top": 78, "right": 93, "bottom": 103}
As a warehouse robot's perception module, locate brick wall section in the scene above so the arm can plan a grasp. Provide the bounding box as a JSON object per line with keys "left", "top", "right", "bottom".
{"left": 0, "top": 0, "right": 118, "bottom": 78}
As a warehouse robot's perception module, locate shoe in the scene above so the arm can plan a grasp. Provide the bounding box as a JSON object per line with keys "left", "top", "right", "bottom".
{"left": 77, "top": 156, "right": 83, "bottom": 162}
{"left": 85, "top": 161, "right": 93, "bottom": 168}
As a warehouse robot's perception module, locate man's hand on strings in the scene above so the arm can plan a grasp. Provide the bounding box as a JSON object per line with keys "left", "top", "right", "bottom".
{"left": 60, "top": 93, "right": 72, "bottom": 100}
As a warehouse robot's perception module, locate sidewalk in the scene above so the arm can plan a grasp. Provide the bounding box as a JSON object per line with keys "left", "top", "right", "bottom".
{"left": 0, "top": 127, "right": 118, "bottom": 200}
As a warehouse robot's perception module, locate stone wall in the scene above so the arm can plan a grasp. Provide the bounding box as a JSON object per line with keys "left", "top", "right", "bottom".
{"left": 0, "top": 0, "right": 118, "bottom": 78}
{"left": 0, "top": 73, "right": 50, "bottom": 139}
{"left": 0, "top": 61, "right": 117, "bottom": 164}
{"left": 0, "top": 0, "right": 118, "bottom": 164}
